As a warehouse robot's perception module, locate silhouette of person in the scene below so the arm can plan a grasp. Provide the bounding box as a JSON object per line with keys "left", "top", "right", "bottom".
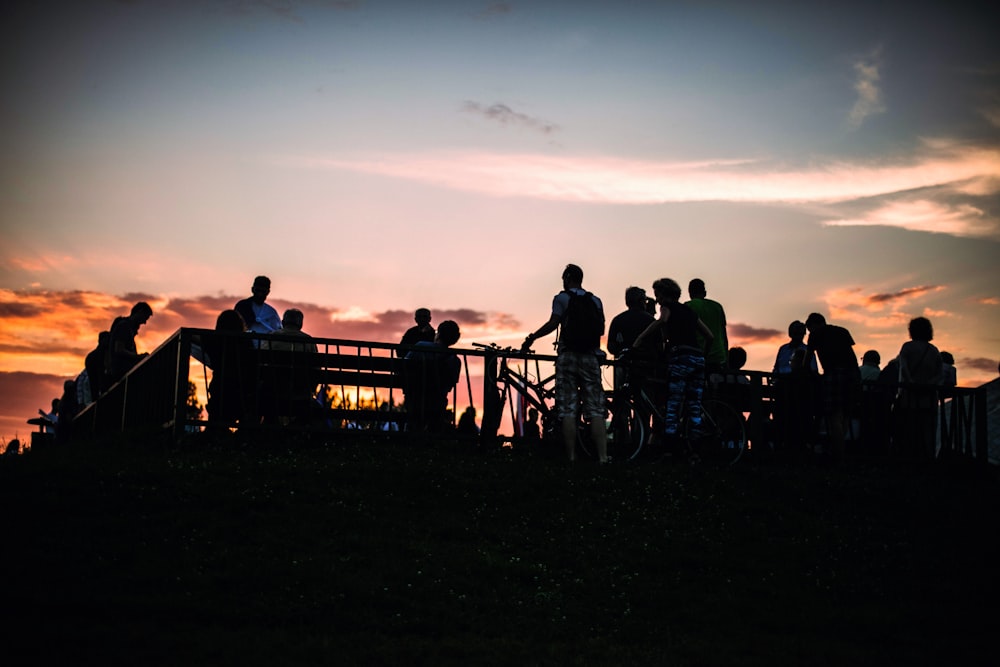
{"left": 804, "top": 312, "right": 861, "bottom": 464}
{"left": 269, "top": 308, "right": 318, "bottom": 353}
{"left": 685, "top": 278, "right": 728, "bottom": 374}
{"left": 859, "top": 350, "right": 881, "bottom": 383}
{"left": 857, "top": 349, "right": 885, "bottom": 455}
{"left": 404, "top": 320, "right": 462, "bottom": 434}
{"left": 520, "top": 264, "right": 608, "bottom": 463}
{"left": 234, "top": 276, "right": 282, "bottom": 338}
{"left": 400, "top": 308, "right": 436, "bottom": 352}
{"left": 107, "top": 302, "right": 153, "bottom": 384}
{"left": 896, "top": 317, "right": 943, "bottom": 459}
{"left": 457, "top": 406, "right": 480, "bottom": 437}
{"left": 56, "top": 379, "right": 77, "bottom": 444}
{"left": 82, "top": 330, "right": 111, "bottom": 401}
{"left": 4, "top": 438, "right": 20, "bottom": 456}
{"left": 206, "top": 309, "right": 255, "bottom": 429}
{"left": 262, "top": 309, "right": 319, "bottom": 425}
{"left": 773, "top": 320, "right": 817, "bottom": 377}
{"left": 771, "top": 320, "right": 819, "bottom": 457}
{"left": 633, "top": 278, "right": 714, "bottom": 459}
{"left": 607, "top": 287, "right": 656, "bottom": 360}
{"left": 607, "top": 286, "right": 658, "bottom": 452}
{"left": 522, "top": 406, "right": 541, "bottom": 444}
{"left": 939, "top": 351, "right": 957, "bottom": 388}
{"left": 38, "top": 398, "right": 59, "bottom": 434}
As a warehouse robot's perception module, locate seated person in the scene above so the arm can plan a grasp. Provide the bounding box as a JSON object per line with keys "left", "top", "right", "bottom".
{"left": 261, "top": 309, "right": 320, "bottom": 425}
{"left": 206, "top": 309, "right": 256, "bottom": 428}
{"left": 403, "top": 320, "right": 461, "bottom": 434}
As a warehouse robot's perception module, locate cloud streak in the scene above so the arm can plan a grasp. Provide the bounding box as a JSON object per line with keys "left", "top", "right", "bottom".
{"left": 462, "top": 101, "right": 559, "bottom": 135}
{"left": 847, "top": 50, "right": 886, "bottom": 129}
{"left": 284, "top": 141, "right": 1000, "bottom": 237}
{"left": 823, "top": 199, "right": 995, "bottom": 237}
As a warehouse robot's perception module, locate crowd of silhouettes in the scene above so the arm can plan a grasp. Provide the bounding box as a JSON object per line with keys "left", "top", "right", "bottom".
{"left": 20, "top": 268, "right": 992, "bottom": 463}
{"left": 26, "top": 300, "right": 155, "bottom": 448}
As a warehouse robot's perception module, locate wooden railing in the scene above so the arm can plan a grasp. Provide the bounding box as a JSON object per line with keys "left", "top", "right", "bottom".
{"left": 71, "top": 332, "right": 997, "bottom": 467}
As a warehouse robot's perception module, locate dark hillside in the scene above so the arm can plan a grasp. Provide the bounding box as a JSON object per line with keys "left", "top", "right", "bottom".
{"left": 2, "top": 438, "right": 997, "bottom": 666}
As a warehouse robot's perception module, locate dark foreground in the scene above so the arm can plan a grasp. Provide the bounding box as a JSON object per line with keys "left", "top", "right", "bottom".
{"left": 2, "top": 436, "right": 998, "bottom": 666}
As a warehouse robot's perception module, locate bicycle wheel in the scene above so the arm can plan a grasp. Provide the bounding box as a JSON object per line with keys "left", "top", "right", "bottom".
{"left": 695, "top": 398, "right": 746, "bottom": 466}
{"left": 610, "top": 398, "right": 648, "bottom": 462}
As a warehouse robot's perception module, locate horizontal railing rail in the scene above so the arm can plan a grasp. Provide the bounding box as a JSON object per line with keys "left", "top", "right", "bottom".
{"left": 70, "top": 330, "right": 996, "bottom": 466}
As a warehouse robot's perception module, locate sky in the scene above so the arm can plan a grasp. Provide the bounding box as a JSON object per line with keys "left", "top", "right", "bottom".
{"left": 2, "top": 0, "right": 999, "bottom": 445}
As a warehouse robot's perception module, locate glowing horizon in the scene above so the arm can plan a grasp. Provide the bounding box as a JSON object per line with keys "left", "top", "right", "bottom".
{"left": 2, "top": 1, "right": 998, "bottom": 443}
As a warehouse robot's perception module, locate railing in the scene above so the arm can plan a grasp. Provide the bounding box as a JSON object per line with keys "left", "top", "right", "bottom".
{"left": 72, "top": 332, "right": 998, "bottom": 467}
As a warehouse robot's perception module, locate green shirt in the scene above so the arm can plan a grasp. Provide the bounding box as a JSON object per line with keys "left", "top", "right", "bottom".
{"left": 685, "top": 298, "right": 728, "bottom": 368}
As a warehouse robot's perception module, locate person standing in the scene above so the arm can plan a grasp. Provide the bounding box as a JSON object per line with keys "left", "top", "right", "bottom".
{"left": 234, "top": 276, "right": 282, "bottom": 337}
{"left": 896, "top": 317, "right": 943, "bottom": 459}
{"left": 107, "top": 301, "right": 153, "bottom": 384}
{"left": 633, "top": 278, "right": 714, "bottom": 458}
{"left": 804, "top": 312, "right": 861, "bottom": 464}
{"left": 607, "top": 286, "right": 658, "bottom": 450}
{"left": 520, "top": 264, "right": 608, "bottom": 464}
{"left": 400, "top": 308, "right": 436, "bottom": 349}
{"left": 685, "top": 278, "right": 728, "bottom": 374}
{"left": 772, "top": 320, "right": 819, "bottom": 455}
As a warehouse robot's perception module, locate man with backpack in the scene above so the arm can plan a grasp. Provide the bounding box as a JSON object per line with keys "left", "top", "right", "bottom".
{"left": 520, "top": 264, "right": 608, "bottom": 463}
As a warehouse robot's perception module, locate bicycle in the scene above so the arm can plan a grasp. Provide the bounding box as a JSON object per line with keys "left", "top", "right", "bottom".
{"left": 607, "top": 350, "right": 747, "bottom": 465}
{"left": 474, "top": 342, "right": 596, "bottom": 459}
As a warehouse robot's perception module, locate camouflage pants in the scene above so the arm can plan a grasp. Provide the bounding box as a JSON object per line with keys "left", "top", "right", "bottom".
{"left": 664, "top": 352, "right": 705, "bottom": 436}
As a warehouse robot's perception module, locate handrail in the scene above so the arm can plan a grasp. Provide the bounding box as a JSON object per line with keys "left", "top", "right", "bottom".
{"left": 69, "top": 329, "right": 996, "bottom": 467}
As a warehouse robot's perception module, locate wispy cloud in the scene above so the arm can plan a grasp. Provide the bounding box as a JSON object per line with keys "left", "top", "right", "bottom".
{"left": 220, "top": 0, "right": 361, "bottom": 21}
{"left": 462, "top": 102, "right": 558, "bottom": 135}
{"left": 473, "top": 3, "right": 512, "bottom": 19}
{"left": 729, "top": 323, "right": 783, "bottom": 343}
{"left": 963, "top": 357, "right": 999, "bottom": 374}
{"left": 283, "top": 141, "right": 1000, "bottom": 238}
{"left": 865, "top": 285, "right": 943, "bottom": 305}
{"left": 847, "top": 49, "right": 886, "bottom": 129}
{"left": 823, "top": 199, "right": 996, "bottom": 237}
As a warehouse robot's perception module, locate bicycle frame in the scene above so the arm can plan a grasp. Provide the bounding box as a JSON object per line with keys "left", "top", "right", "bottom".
{"left": 476, "top": 343, "right": 559, "bottom": 447}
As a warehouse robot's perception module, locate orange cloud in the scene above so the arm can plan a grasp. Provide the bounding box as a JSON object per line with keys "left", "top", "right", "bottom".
{"left": 0, "top": 289, "right": 519, "bottom": 376}
{"left": 821, "top": 285, "right": 949, "bottom": 332}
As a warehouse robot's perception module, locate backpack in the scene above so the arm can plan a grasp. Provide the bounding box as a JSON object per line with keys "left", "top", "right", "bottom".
{"left": 560, "top": 290, "right": 603, "bottom": 352}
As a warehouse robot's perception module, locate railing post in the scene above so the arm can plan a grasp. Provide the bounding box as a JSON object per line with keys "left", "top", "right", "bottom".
{"left": 479, "top": 349, "right": 502, "bottom": 447}
{"left": 173, "top": 329, "right": 192, "bottom": 443}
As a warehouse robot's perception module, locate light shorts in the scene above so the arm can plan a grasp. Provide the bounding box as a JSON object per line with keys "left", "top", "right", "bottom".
{"left": 555, "top": 349, "right": 605, "bottom": 420}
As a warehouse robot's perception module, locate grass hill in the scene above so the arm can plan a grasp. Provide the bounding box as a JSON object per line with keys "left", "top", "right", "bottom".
{"left": 2, "top": 436, "right": 997, "bottom": 666}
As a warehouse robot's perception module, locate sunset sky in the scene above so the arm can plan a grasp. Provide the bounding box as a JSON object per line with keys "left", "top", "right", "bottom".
{"left": 2, "top": 0, "right": 998, "bottom": 445}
